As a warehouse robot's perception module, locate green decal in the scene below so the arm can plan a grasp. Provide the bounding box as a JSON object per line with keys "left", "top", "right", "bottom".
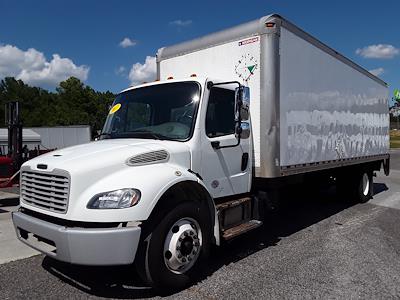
{"left": 247, "top": 65, "right": 256, "bottom": 74}
{"left": 394, "top": 89, "right": 400, "bottom": 101}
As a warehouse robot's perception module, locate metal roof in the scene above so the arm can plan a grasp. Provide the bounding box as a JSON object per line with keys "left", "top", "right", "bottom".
{"left": 157, "top": 14, "right": 387, "bottom": 87}
{"left": 157, "top": 14, "right": 274, "bottom": 62}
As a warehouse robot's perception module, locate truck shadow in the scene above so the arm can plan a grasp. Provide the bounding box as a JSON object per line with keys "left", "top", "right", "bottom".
{"left": 373, "top": 182, "right": 388, "bottom": 194}
{"left": 41, "top": 182, "right": 388, "bottom": 298}
{"left": 41, "top": 257, "right": 154, "bottom": 298}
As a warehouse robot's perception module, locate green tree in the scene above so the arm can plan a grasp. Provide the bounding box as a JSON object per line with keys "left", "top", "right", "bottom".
{"left": 0, "top": 76, "right": 115, "bottom": 136}
{"left": 0, "top": 77, "right": 56, "bottom": 127}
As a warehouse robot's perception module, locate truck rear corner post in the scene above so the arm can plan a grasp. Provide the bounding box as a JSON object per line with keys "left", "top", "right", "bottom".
{"left": 13, "top": 14, "right": 389, "bottom": 291}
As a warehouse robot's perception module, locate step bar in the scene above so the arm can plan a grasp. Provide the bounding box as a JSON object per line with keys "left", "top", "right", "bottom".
{"left": 216, "top": 196, "right": 263, "bottom": 240}
{"left": 222, "top": 219, "right": 262, "bottom": 240}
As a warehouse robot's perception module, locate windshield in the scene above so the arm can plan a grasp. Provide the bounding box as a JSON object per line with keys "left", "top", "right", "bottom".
{"left": 101, "top": 82, "right": 201, "bottom": 141}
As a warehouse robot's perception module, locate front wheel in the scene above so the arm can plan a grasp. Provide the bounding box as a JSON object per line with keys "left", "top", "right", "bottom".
{"left": 136, "top": 202, "right": 211, "bottom": 291}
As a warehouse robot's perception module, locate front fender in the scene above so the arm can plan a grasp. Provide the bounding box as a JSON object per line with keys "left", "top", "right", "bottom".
{"left": 66, "top": 163, "right": 205, "bottom": 222}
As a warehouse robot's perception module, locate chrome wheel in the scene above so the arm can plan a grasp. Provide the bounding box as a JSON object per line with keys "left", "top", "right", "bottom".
{"left": 163, "top": 217, "right": 202, "bottom": 274}
{"left": 362, "top": 173, "right": 370, "bottom": 196}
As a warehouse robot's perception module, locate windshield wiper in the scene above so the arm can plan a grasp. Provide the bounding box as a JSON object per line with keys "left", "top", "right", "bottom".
{"left": 126, "top": 130, "right": 168, "bottom": 140}
{"left": 97, "top": 132, "right": 112, "bottom": 139}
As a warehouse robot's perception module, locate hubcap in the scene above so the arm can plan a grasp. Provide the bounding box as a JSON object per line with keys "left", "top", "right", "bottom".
{"left": 362, "top": 173, "right": 369, "bottom": 196}
{"left": 163, "top": 217, "right": 202, "bottom": 274}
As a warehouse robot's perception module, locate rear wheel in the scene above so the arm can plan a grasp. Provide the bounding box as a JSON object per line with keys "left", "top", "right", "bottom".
{"left": 357, "top": 171, "right": 373, "bottom": 203}
{"left": 135, "top": 202, "right": 211, "bottom": 291}
{"left": 336, "top": 170, "right": 373, "bottom": 203}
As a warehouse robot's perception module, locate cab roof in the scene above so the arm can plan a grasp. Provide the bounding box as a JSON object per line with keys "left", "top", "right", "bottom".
{"left": 119, "top": 77, "right": 207, "bottom": 94}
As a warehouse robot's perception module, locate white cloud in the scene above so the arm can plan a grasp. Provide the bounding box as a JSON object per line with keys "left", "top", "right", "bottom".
{"left": 0, "top": 44, "right": 89, "bottom": 88}
{"left": 119, "top": 37, "right": 137, "bottom": 48}
{"left": 356, "top": 44, "right": 399, "bottom": 59}
{"left": 169, "top": 20, "right": 192, "bottom": 27}
{"left": 128, "top": 56, "right": 156, "bottom": 85}
{"left": 115, "top": 66, "right": 126, "bottom": 75}
{"left": 369, "top": 67, "right": 384, "bottom": 76}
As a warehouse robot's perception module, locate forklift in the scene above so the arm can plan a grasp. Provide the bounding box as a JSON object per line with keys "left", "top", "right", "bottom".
{"left": 0, "top": 101, "right": 23, "bottom": 186}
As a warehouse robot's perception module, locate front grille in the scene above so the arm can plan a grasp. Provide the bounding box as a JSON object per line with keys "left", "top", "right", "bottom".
{"left": 21, "top": 170, "right": 70, "bottom": 214}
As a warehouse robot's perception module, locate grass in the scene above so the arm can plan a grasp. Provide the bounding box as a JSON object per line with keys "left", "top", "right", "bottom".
{"left": 390, "top": 130, "right": 400, "bottom": 148}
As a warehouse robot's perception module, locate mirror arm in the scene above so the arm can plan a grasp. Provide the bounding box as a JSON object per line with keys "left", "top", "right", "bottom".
{"left": 213, "top": 136, "right": 240, "bottom": 150}
{"left": 212, "top": 125, "right": 242, "bottom": 150}
{"left": 212, "top": 139, "right": 240, "bottom": 150}
{"left": 207, "top": 81, "right": 241, "bottom": 90}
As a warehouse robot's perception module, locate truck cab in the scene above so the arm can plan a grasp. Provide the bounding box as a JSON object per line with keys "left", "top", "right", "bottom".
{"left": 12, "top": 77, "right": 256, "bottom": 289}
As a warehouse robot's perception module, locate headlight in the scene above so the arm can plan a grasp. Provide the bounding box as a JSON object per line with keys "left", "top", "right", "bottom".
{"left": 87, "top": 188, "right": 141, "bottom": 209}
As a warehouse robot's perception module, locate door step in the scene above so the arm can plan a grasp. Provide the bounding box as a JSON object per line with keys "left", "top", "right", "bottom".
{"left": 222, "top": 219, "right": 262, "bottom": 240}
{"left": 216, "top": 196, "right": 251, "bottom": 211}
{"left": 216, "top": 197, "right": 252, "bottom": 231}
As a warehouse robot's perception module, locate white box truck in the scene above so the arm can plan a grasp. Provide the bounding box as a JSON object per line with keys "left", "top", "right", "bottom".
{"left": 12, "top": 14, "right": 389, "bottom": 290}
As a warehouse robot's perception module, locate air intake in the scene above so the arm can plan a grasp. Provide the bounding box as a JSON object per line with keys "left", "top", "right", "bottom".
{"left": 126, "top": 150, "right": 170, "bottom": 166}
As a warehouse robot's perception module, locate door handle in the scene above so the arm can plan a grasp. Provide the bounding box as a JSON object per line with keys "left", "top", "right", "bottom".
{"left": 241, "top": 153, "right": 249, "bottom": 171}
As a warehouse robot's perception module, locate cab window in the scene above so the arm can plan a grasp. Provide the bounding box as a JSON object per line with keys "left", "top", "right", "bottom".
{"left": 206, "top": 87, "right": 235, "bottom": 138}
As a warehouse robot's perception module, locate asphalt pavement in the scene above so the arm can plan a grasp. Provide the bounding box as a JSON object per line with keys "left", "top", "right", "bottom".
{"left": 1, "top": 151, "right": 400, "bottom": 299}
{"left": 0, "top": 187, "right": 39, "bottom": 265}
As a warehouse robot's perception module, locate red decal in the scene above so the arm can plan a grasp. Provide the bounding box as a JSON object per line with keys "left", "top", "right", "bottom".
{"left": 238, "top": 37, "right": 259, "bottom": 46}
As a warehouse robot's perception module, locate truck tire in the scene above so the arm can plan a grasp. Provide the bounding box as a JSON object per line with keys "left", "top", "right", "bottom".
{"left": 356, "top": 171, "right": 373, "bottom": 203}
{"left": 135, "top": 202, "right": 211, "bottom": 291}
{"left": 337, "top": 170, "right": 373, "bottom": 203}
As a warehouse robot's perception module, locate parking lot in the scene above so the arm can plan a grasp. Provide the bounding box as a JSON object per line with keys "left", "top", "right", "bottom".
{"left": 1, "top": 151, "right": 400, "bottom": 299}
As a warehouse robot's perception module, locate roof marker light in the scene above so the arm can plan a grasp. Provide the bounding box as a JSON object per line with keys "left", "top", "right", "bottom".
{"left": 190, "top": 74, "right": 197, "bottom": 77}
{"left": 167, "top": 76, "right": 174, "bottom": 80}
{"left": 265, "top": 22, "right": 275, "bottom": 28}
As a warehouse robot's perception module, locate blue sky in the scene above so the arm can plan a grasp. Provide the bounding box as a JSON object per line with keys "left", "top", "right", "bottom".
{"left": 0, "top": 0, "right": 399, "bottom": 100}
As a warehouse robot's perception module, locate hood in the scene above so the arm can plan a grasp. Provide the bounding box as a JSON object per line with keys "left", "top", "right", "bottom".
{"left": 23, "top": 139, "right": 192, "bottom": 175}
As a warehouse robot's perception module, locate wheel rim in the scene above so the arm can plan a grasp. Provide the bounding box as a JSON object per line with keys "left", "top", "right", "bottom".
{"left": 163, "top": 217, "right": 202, "bottom": 274}
{"left": 362, "top": 173, "right": 370, "bottom": 196}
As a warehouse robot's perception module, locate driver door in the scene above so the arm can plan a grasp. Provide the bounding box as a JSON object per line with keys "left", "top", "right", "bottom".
{"left": 200, "top": 84, "right": 251, "bottom": 198}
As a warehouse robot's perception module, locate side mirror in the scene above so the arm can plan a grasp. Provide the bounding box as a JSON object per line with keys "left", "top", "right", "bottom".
{"left": 239, "top": 87, "right": 250, "bottom": 121}
{"left": 234, "top": 86, "right": 251, "bottom": 141}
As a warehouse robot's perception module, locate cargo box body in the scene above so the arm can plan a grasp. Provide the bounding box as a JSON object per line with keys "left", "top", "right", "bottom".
{"left": 157, "top": 14, "right": 389, "bottom": 178}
